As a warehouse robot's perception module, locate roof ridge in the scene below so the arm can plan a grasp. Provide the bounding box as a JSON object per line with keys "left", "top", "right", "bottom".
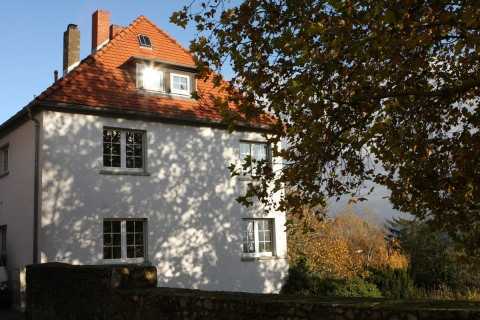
{"left": 92, "top": 15, "right": 145, "bottom": 60}
{"left": 139, "top": 15, "right": 195, "bottom": 64}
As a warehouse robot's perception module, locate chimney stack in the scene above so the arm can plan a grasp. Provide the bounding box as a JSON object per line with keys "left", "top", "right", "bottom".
{"left": 63, "top": 24, "right": 80, "bottom": 75}
{"left": 92, "top": 10, "right": 111, "bottom": 52}
{"left": 110, "top": 25, "right": 124, "bottom": 40}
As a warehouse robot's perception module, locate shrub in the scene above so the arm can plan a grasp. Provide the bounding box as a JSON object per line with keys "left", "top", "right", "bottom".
{"left": 367, "top": 268, "right": 415, "bottom": 299}
{"left": 282, "top": 259, "right": 382, "bottom": 298}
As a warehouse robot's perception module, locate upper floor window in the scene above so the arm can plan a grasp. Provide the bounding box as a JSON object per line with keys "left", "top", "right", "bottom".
{"left": 239, "top": 141, "right": 270, "bottom": 176}
{"left": 103, "top": 128, "right": 145, "bottom": 171}
{"left": 0, "top": 145, "right": 8, "bottom": 177}
{"left": 138, "top": 35, "right": 152, "bottom": 48}
{"left": 137, "top": 64, "right": 164, "bottom": 92}
{"left": 170, "top": 73, "right": 190, "bottom": 95}
{"left": 242, "top": 218, "right": 274, "bottom": 257}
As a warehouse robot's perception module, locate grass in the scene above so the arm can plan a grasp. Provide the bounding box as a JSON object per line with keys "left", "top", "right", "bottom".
{"left": 411, "top": 286, "right": 480, "bottom": 301}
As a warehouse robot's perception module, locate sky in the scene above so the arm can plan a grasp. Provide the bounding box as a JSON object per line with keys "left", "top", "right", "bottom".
{"left": 0, "top": 0, "right": 201, "bottom": 124}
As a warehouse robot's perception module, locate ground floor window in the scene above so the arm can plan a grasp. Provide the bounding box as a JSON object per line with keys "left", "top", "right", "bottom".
{"left": 242, "top": 218, "right": 274, "bottom": 257}
{"left": 103, "top": 219, "right": 146, "bottom": 261}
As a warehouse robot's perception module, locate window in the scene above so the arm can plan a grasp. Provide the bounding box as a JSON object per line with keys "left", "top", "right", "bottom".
{"left": 242, "top": 219, "right": 274, "bottom": 257}
{"left": 239, "top": 141, "right": 270, "bottom": 176}
{"left": 137, "top": 64, "right": 164, "bottom": 92}
{"left": 138, "top": 34, "right": 152, "bottom": 48}
{"left": 103, "top": 219, "right": 146, "bottom": 261}
{"left": 170, "top": 73, "right": 190, "bottom": 95}
{"left": 103, "top": 129, "right": 145, "bottom": 171}
{"left": 0, "top": 145, "right": 8, "bottom": 176}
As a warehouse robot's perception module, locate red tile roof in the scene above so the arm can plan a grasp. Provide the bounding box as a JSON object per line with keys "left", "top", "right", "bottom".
{"left": 34, "top": 15, "right": 272, "bottom": 130}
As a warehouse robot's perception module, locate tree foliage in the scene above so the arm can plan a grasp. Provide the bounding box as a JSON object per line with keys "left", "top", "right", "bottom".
{"left": 388, "top": 218, "right": 480, "bottom": 290}
{"left": 287, "top": 207, "right": 408, "bottom": 279}
{"left": 172, "top": 1, "right": 480, "bottom": 255}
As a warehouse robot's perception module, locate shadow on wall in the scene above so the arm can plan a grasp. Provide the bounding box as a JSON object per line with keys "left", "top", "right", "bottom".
{"left": 39, "top": 66, "right": 286, "bottom": 293}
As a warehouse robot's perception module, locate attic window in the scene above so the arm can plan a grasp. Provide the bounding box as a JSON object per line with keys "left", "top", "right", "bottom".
{"left": 138, "top": 35, "right": 152, "bottom": 48}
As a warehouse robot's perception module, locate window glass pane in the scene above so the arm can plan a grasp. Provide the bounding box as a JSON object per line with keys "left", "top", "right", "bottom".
{"left": 126, "top": 233, "right": 134, "bottom": 245}
{"left": 257, "top": 219, "right": 274, "bottom": 253}
{"left": 103, "top": 220, "right": 122, "bottom": 260}
{"left": 112, "top": 221, "right": 121, "bottom": 233}
{"left": 127, "top": 246, "right": 134, "bottom": 258}
{"left": 126, "top": 220, "right": 134, "bottom": 233}
{"left": 103, "top": 221, "right": 111, "bottom": 233}
{"left": 126, "top": 220, "right": 145, "bottom": 259}
{"left": 142, "top": 67, "right": 163, "bottom": 91}
{"left": 252, "top": 144, "right": 267, "bottom": 161}
{"left": 135, "top": 221, "right": 143, "bottom": 232}
{"left": 103, "top": 129, "right": 121, "bottom": 168}
{"left": 126, "top": 131, "right": 144, "bottom": 169}
{"left": 135, "top": 246, "right": 144, "bottom": 258}
{"left": 112, "top": 247, "right": 121, "bottom": 259}
{"left": 243, "top": 220, "right": 256, "bottom": 253}
{"left": 172, "top": 75, "right": 189, "bottom": 92}
{"left": 113, "top": 234, "right": 121, "bottom": 246}
{"left": 240, "top": 143, "right": 250, "bottom": 160}
{"left": 103, "top": 234, "right": 112, "bottom": 246}
{"left": 103, "top": 247, "right": 112, "bottom": 260}
{"left": 135, "top": 233, "right": 143, "bottom": 245}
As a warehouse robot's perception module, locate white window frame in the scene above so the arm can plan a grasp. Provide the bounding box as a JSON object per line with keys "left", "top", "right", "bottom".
{"left": 137, "top": 63, "right": 164, "bottom": 92}
{"left": 102, "top": 219, "right": 147, "bottom": 264}
{"left": 0, "top": 144, "right": 9, "bottom": 177}
{"left": 170, "top": 73, "right": 190, "bottom": 96}
{"left": 242, "top": 218, "right": 275, "bottom": 259}
{"left": 102, "top": 128, "right": 146, "bottom": 173}
{"left": 239, "top": 141, "right": 271, "bottom": 177}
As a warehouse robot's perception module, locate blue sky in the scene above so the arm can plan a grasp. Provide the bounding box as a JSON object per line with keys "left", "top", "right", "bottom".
{"left": 0, "top": 0, "right": 203, "bottom": 124}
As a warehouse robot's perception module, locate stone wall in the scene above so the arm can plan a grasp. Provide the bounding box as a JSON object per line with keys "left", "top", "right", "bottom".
{"left": 26, "top": 263, "right": 480, "bottom": 320}
{"left": 26, "top": 262, "right": 157, "bottom": 319}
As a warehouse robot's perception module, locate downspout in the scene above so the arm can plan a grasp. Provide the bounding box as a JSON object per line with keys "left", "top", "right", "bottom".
{"left": 28, "top": 109, "right": 40, "bottom": 264}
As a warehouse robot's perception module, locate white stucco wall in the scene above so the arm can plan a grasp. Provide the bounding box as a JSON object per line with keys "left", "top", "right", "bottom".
{"left": 39, "top": 110, "right": 288, "bottom": 293}
{"left": 0, "top": 116, "right": 39, "bottom": 306}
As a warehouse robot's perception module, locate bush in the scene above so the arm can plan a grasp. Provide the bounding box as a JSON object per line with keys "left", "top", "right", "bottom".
{"left": 282, "top": 259, "right": 382, "bottom": 298}
{"left": 367, "top": 268, "right": 415, "bottom": 299}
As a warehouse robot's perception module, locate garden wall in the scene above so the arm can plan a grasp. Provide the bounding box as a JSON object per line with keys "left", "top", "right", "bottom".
{"left": 26, "top": 263, "right": 480, "bottom": 320}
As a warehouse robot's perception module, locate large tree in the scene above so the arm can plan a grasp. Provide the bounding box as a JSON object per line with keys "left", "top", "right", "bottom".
{"left": 171, "top": 1, "right": 480, "bottom": 255}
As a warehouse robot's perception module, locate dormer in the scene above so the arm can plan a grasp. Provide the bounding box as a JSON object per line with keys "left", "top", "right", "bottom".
{"left": 131, "top": 56, "right": 197, "bottom": 98}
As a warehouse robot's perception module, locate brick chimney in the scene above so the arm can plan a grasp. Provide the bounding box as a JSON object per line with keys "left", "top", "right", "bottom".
{"left": 63, "top": 24, "right": 80, "bottom": 75}
{"left": 110, "top": 25, "right": 124, "bottom": 40}
{"left": 91, "top": 10, "right": 110, "bottom": 52}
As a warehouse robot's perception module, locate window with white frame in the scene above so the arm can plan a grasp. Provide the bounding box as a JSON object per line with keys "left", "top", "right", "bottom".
{"left": 0, "top": 145, "right": 8, "bottom": 176}
{"left": 239, "top": 141, "right": 270, "bottom": 176}
{"left": 137, "top": 64, "right": 164, "bottom": 92}
{"left": 170, "top": 73, "right": 190, "bottom": 95}
{"left": 103, "top": 128, "right": 145, "bottom": 170}
{"left": 103, "top": 219, "right": 146, "bottom": 261}
{"left": 242, "top": 218, "right": 274, "bottom": 257}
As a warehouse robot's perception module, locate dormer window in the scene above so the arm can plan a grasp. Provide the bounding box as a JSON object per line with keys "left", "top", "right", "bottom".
{"left": 137, "top": 64, "right": 164, "bottom": 92}
{"left": 138, "top": 35, "right": 152, "bottom": 48}
{"left": 170, "top": 73, "right": 190, "bottom": 96}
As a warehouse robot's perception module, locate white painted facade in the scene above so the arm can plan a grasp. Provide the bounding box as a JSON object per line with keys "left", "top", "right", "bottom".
{"left": 1, "top": 109, "right": 288, "bottom": 298}
{"left": 0, "top": 116, "right": 41, "bottom": 307}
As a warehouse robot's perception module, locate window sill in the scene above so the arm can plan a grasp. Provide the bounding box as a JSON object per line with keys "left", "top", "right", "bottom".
{"left": 0, "top": 171, "right": 9, "bottom": 179}
{"left": 137, "top": 89, "right": 193, "bottom": 100}
{"left": 102, "top": 258, "right": 146, "bottom": 265}
{"left": 99, "top": 169, "right": 151, "bottom": 176}
{"left": 240, "top": 255, "right": 286, "bottom": 262}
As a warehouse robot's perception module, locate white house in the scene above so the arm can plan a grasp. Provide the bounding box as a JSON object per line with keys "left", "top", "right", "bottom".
{"left": 0, "top": 10, "right": 288, "bottom": 307}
